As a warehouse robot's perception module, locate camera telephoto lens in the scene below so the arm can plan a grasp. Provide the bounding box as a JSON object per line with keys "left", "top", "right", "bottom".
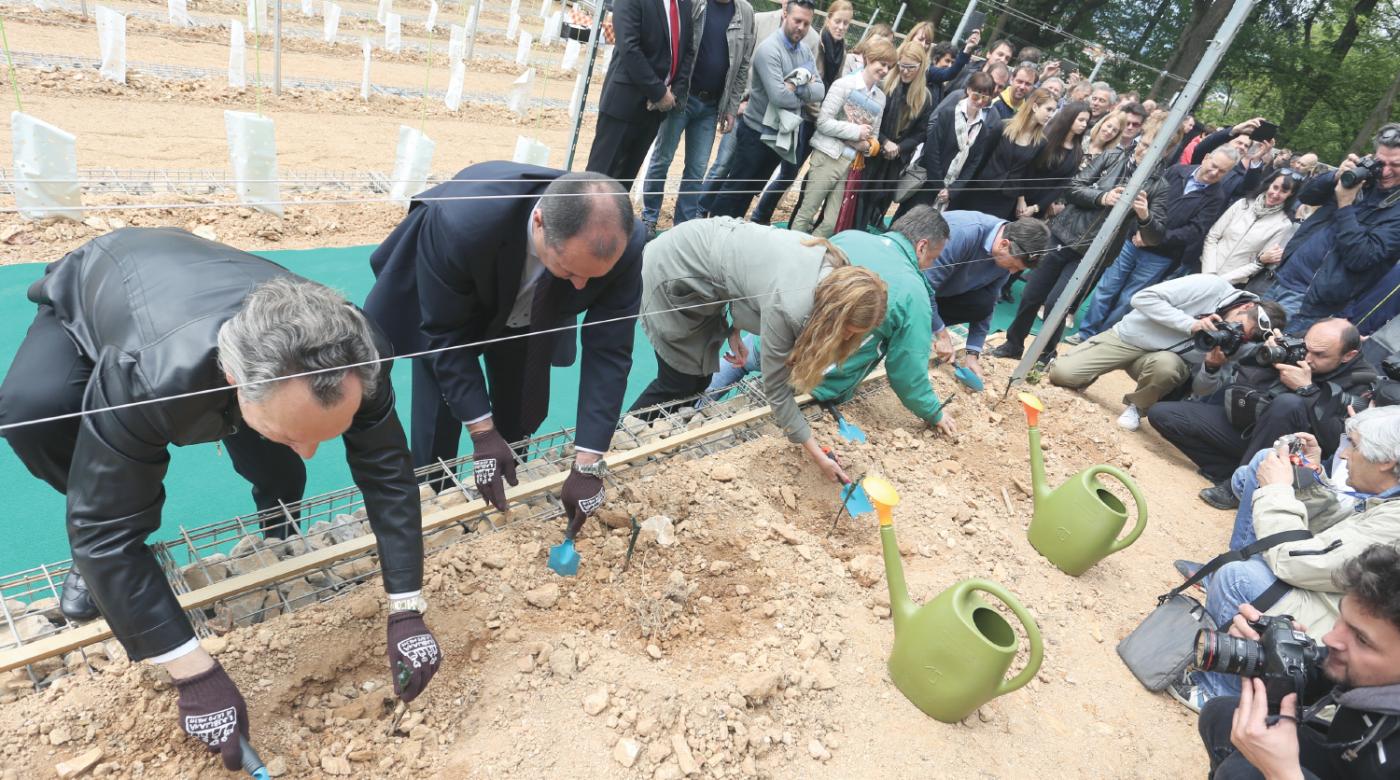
{"left": 1194, "top": 628, "right": 1264, "bottom": 676}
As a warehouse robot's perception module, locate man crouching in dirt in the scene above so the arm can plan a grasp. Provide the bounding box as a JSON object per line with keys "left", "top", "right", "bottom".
{"left": 0, "top": 228, "right": 442, "bottom": 771}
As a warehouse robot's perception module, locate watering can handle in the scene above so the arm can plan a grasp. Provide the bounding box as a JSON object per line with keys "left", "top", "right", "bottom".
{"left": 1086, "top": 465, "right": 1149, "bottom": 554}
{"left": 964, "top": 580, "right": 1044, "bottom": 697}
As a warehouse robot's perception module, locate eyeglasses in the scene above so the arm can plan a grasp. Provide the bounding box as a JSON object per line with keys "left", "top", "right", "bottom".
{"left": 788, "top": 0, "right": 815, "bottom": 7}
{"left": 897, "top": 62, "right": 920, "bottom": 72}
{"left": 967, "top": 91, "right": 992, "bottom": 104}
{"left": 1279, "top": 167, "right": 1306, "bottom": 182}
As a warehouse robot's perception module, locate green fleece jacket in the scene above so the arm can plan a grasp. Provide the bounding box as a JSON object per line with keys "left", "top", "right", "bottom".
{"left": 812, "top": 230, "right": 945, "bottom": 424}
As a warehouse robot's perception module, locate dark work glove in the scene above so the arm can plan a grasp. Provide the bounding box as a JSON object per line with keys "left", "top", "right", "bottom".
{"left": 470, "top": 428, "right": 518, "bottom": 512}
{"left": 387, "top": 611, "right": 442, "bottom": 703}
{"left": 560, "top": 467, "right": 605, "bottom": 540}
{"left": 174, "top": 661, "right": 250, "bottom": 771}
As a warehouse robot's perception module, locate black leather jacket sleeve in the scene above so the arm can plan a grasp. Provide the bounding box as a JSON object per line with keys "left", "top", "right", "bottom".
{"left": 68, "top": 347, "right": 192, "bottom": 662}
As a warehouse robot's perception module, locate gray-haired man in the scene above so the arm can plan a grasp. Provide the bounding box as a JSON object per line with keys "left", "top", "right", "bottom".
{"left": 0, "top": 228, "right": 440, "bottom": 771}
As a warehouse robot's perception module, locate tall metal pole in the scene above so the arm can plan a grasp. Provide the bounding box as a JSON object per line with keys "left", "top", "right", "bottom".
{"left": 1087, "top": 52, "right": 1106, "bottom": 82}
{"left": 273, "top": 0, "right": 282, "bottom": 95}
{"left": 463, "top": 0, "right": 485, "bottom": 63}
{"left": 563, "top": 0, "right": 607, "bottom": 170}
{"left": 856, "top": 8, "right": 879, "bottom": 44}
{"left": 1008, "top": 0, "right": 1259, "bottom": 387}
{"left": 951, "top": 0, "right": 978, "bottom": 47}
{"left": 890, "top": 2, "right": 906, "bottom": 35}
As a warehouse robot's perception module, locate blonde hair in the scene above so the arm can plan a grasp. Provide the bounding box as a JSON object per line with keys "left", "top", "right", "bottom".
{"left": 788, "top": 263, "right": 888, "bottom": 393}
{"left": 1003, "top": 87, "right": 1054, "bottom": 145}
{"left": 825, "top": 0, "right": 853, "bottom": 16}
{"left": 1136, "top": 109, "right": 1185, "bottom": 161}
{"left": 883, "top": 41, "right": 931, "bottom": 129}
{"left": 1089, "top": 108, "right": 1128, "bottom": 151}
{"left": 906, "top": 21, "right": 935, "bottom": 46}
{"left": 860, "top": 37, "right": 898, "bottom": 66}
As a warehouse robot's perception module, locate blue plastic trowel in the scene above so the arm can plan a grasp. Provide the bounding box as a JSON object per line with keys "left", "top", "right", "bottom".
{"left": 822, "top": 403, "right": 867, "bottom": 443}
{"left": 841, "top": 481, "right": 875, "bottom": 515}
{"left": 548, "top": 512, "right": 588, "bottom": 576}
{"left": 953, "top": 362, "right": 985, "bottom": 392}
{"left": 240, "top": 736, "right": 271, "bottom": 780}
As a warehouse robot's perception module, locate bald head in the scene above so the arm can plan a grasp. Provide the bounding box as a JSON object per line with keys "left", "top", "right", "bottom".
{"left": 533, "top": 172, "right": 634, "bottom": 289}
{"left": 1303, "top": 318, "right": 1362, "bottom": 373}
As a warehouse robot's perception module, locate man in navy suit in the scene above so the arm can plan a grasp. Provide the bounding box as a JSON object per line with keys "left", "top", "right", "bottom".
{"left": 586, "top": 0, "right": 695, "bottom": 190}
{"left": 364, "top": 162, "right": 643, "bottom": 527}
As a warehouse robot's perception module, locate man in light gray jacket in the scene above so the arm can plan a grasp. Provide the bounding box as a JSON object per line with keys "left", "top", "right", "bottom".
{"left": 1048, "top": 273, "right": 1284, "bottom": 431}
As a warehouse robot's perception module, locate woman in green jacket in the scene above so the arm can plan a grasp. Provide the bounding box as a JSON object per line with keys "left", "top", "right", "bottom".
{"left": 629, "top": 218, "right": 887, "bottom": 484}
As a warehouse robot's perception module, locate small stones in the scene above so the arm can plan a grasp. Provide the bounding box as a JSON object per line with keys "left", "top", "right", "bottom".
{"left": 524, "top": 583, "right": 561, "bottom": 609}
{"left": 847, "top": 555, "right": 884, "bottom": 587}
{"left": 809, "top": 660, "right": 837, "bottom": 691}
{"left": 548, "top": 647, "right": 577, "bottom": 678}
{"left": 640, "top": 515, "right": 677, "bottom": 547}
{"left": 808, "top": 739, "right": 832, "bottom": 761}
{"left": 612, "top": 738, "right": 641, "bottom": 768}
{"left": 54, "top": 747, "right": 103, "bottom": 779}
{"left": 646, "top": 644, "right": 663, "bottom": 660}
{"left": 709, "top": 463, "right": 737, "bottom": 482}
{"left": 771, "top": 522, "right": 801, "bottom": 545}
{"left": 583, "top": 687, "right": 609, "bottom": 716}
{"left": 672, "top": 734, "right": 700, "bottom": 775}
{"left": 737, "top": 671, "right": 781, "bottom": 702}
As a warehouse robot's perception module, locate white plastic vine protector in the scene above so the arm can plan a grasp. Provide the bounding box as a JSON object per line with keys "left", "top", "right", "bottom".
{"left": 389, "top": 125, "right": 435, "bottom": 208}
{"left": 601, "top": 43, "right": 613, "bottom": 74}
{"left": 94, "top": 6, "right": 126, "bottom": 84}
{"left": 512, "top": 136, "right": 549, "bottom": 167}
{"left": 540, "top": 10, "right": 560, "bottom": 46}
{"left": 509, "top": 0, "right": 519, "bottom": 15}
{"left": 376, "top": 0, "right": 390, "bottom": 25}
{"left": 167, "top": 0, "right": 193, "bottom": 28}
{"left": 360, "top": 37, "right": 372, "bottom": 99}
{"left": 384, "top": 12, "right": 401, "bottom": 53}
{"left": 448, "top": 24, "right": 465, "bottom": 64}
{"left": 560, "top": 38, "right": 580, "bottom": 71}
{"left": 444, "top": 60, "right": 465, "bottom": 111}
{"left": 630, "top": 141, "right": 655, "bottom": 206}
{"left": 322, "top": 2, "right": 341, "bottom": 41}
{"left": 223, "top": 110, "right": 283, "bottom": 217}
{"left": 515, "top": 31, "right": 532, "bottom": 66}
{"left": 300, "top": 0, "right": 316, "bottom": 16}
{"left": 567, "top": 68, "right": 585, "bottom": 124}
{"left": 11, "top": 112, "right": 83, "bottom": 221}
{"left": 464, "top": 5, "right": 477, "bottom": 36}
{"left": 506, "top": 12, "right": 519, "bottom": 40}
{"left": 246, "top": 0, "right": 267, "bottom": 33}
{"left": 539, "top": 0, "right": 550, "bottom": 19}
{"left": 228, "top": 20, "right": 247, "bottom": 89}
{"left": 506, "top": 67, "right": 534, "bottom": 116}
{"left": 425, "top": 0, "right": 437, "bottom": 32}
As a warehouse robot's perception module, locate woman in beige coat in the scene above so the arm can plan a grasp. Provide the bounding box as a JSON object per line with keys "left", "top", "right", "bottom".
{"left": 628, "top": 218, "right": 887, "bottom": 484}
{"left": 1201, "top": 170, "right": 1299, "bottom": 286}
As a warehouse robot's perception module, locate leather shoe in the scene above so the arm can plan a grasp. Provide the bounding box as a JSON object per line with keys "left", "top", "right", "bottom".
{"left": 1198, "top": 482, "right": 1240, "bottom": 511}
{"left": 60, "top": 568, "right": 101, "bottom": 622}
{"left": 989, "top": 343, "right": 1022, "bottom": 360}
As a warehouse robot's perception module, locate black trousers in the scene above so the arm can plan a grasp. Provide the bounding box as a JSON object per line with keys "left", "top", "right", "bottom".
{"left": 706, "top": 120, "right": 786, "bottom": 219}
{"left": 0, "top": 306, "right": 307, "bottom": 537}
{"left": 751, "top": 120, "right": 815, "bottom": 225}
{"left": 410, "top": 326, "right": 536, "bottom": 478}
{"left": 627, "top": 352, "right": 711, "bottom": 421}
{"left": 1147, "top": 394, "right": 1314, "bottom": 483}
{"left": 586, "top": 109, "right": 666, "bottom": 192}
{"left": 1002, "top": 246, "right": 1083, "bottom": 361}
{"left": 1199, "top": 697, "right": 1325, "bottom": 780}
{"left": 936, "top": 282, "right": 1002, "bottom": 341}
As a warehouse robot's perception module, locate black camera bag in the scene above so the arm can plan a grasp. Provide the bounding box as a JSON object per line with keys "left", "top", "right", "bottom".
{"left": 1224, "top": 384, "right": 1274, "bottom": 431}
{"left": 1117, "top": 529, "right": 1311, "bottom": 691}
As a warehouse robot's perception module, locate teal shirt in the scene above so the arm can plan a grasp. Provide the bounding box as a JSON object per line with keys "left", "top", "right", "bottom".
{"left": 812, "top": 231, "right": 946, "bottom": 424}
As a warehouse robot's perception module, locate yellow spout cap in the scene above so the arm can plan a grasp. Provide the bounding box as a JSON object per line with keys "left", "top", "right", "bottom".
{"left": 861, "top": 475, "right": 899, "bottom": 526}
{"left": 1018, "top": 392, "right": 1045, "bottom": 427}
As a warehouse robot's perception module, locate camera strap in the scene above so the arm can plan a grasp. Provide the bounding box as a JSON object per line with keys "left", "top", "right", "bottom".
{"left": 1160, "top": 529, "right": 1313, "bottom": 604}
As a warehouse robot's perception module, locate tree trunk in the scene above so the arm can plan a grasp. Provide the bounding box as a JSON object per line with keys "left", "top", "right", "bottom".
{"left": 1349, "top": 67, "right": 1400, "bottom": 156}
{"left": 1280, "top": 0, "right": 1380, "bottom": 131}
{"left": 987, "top": 0, "right": 1013, "bottom": 42}
{"left": 1149, "top": 0, "right": 1229, "bottom": 100}
{"left": 1130, "top": 0, "right": 1173, "bottom": 60}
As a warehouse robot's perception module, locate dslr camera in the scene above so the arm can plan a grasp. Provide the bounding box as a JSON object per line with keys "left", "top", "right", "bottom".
{"left": 1195, "top": 615, "right": 1328, "bottom": 712}
{"left": 1194, "top": 321, "right": 1249, "bottom": 356}
{"left": 1244, "top": 335, "right": 1308, "bottom": 367}
{"left": 1340, "top": 155, "right": 1385, "bottom": 188}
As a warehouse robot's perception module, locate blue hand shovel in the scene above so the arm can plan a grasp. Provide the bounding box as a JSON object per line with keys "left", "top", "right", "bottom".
{"left": 547, "top": 512, "right": 587, "bottom": 576}
{"left": 822, "top": 403, "right": 867, "bottom": 443}
{"left": 841, "top": 481, "right": 875, "bottom": 515}
{"left": 953, "top": 362, "right": 984, "bottom": 392}
{"left": 240, "top": 736, "right": 271, "bottom": 780}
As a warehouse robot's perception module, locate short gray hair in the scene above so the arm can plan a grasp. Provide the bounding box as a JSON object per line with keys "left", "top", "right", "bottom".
{"left": 217, "top": 277, "right": 380, "bottom": 406}
{"left": 1345, "top": 405, "right": 1400, "bottom": 477}
{"left": 890, "top": 205, "right": 949, "bottom": 246}
{"left": 1210, "top": 145, "right": 1243, "bottom": 165}
{"left": 1091, "top": 81, "right": 1115, "bottom": 100}
{"left": 539, "top": 172, "right": 632, "bottom": 259}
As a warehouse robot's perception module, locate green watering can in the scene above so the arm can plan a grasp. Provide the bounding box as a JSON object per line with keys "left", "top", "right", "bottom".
{"left": 1020, "top": 393, "right": 1149, "bottom": 576}
{"left": 867, "top": 476, "right": 1044, "bottom": 724}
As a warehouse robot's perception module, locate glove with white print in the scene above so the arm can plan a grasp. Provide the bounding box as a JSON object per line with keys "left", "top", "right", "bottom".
{"left": 174, "top": 661, "right": 250, "bottom": 771}
{"left": 560, "top": 467, "right": 605, "bottom": 540}
{"left": 386, "top": 611, "right": 442, "bottom": 703}
{"left": 470, "top": 428, "right": 519, "bottom": 512}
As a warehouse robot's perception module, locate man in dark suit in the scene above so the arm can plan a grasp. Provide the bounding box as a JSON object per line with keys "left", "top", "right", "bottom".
{"left": 586, "top": 0, "right": 695, "bottom": 190}
{"left": 365, "top": 162, "right": 643, "bottom": 530}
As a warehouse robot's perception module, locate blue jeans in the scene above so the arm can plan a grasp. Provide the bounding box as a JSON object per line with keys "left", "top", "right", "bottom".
{"left": 641, "top": 96, "right": 719, "bottom": 226}
{"left": 1198, "top": 558, "right": 1281, "bottom": 699}
{"left": 1077, "top": 243, "right": 1176, "bottom": 339}
{"left": 697, "top": 334, "right": 761, "bottom": 407}
{"left": 1228, "top": 448, "right": 1274, "bottom": 551}
{"left": 698, "top": 125, "right": 739, "bottom": 215}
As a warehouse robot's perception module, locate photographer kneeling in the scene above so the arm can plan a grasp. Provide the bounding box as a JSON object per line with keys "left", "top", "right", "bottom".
{"left": 1195, "top": 542, "right": 1400, "bottom": 780}
{"left": 1149, "top": 318, "right": 1377, "bottom": 509}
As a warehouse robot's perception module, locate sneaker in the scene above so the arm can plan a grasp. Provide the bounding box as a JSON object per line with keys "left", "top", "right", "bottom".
{"left": 1199, "top": 481, "right": 1240, "bottom": 511}
{"left": 1116, "top": 404, "right": 1141, "bottom": 431}
{"left": 990, "top": 343, "right": 1023, "bottom": 360}
{"left": 1173, "top": 559, "right": 1204, "bottom": 580}
{"left": 1167, "top": 673, "right": 1210, "bottom": 714}
{"left": 643, "top": 220, "right": 658, "bottom": 242}
{"left": 1064, "top": 333, "right": 1084, "bottom": 346}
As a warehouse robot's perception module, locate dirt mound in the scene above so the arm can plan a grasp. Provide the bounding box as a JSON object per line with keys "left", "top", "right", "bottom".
{"left": 0, "top": 364, "right": 1228, "bottom": 778}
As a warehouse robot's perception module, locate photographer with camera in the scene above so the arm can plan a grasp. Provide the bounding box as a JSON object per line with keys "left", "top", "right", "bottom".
{"left": 1048, "top": 273, "right": 1282, "bottom": 432}
{"left": 1149, "top": 318, "right": 1377, "bottom": 508}
{"left": 1266, "top": 123, "right": 1400, "bottom": 331}
{"left": 1193, "top": 542, "right": 1400, "bottom": 780}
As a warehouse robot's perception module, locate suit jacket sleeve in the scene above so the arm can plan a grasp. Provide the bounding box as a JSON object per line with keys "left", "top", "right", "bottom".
{"left": 614, "top": 0, "right": 668, "bottom": 104}
{"left": 574, "top": 232, "right": 643, "bottom": 453}
{"left": 1190, "top": 127, "right": 1232, "bottom": 165}
{"left": 923, "top": 110, "right": 949, "bottom": 182}
{"left": 342, "top": 360, "right": 424, "bottom": 595}
{"left": 416, "top": 206, "right": 493, "bottom": 423}
{"left": 673, "top": 0, "right": 697, "bottom": 104}
{"left": 67, "top": 348, "right": 189, "bottom": 662}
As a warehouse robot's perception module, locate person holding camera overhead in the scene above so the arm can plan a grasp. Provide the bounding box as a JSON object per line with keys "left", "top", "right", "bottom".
{"left": 1149, "top": 317, "right": 1378, "bottom": 509}
{"left": 1265, "top": 123, "right": 1400, "bottom": 330}
{"left": 1048, "top": 273, "right": 1285, "bottom": 433}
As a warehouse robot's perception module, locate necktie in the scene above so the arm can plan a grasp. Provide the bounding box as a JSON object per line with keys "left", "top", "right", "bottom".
{"left": 667, "top": 0, "right": 680, "bottom": 83}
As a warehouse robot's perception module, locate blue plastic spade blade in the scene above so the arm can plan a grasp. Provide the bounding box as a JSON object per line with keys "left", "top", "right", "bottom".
{"left": 954, "top": 365, "right": 985, "bottom": 392}
{"left": 842, "top": 483, "right": 875, "bottom": 516}
{"left": 548, "top": 538, "right": 579, "bottom": 576}
{"left": 836, "top": 417, "right": 868, "bottom": 443}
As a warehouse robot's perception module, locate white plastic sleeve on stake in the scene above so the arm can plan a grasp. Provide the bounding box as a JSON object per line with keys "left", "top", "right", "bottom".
{"left": 167, "top": 0, "right": 194, "bottom": 28}
{"left": 444, "top": 60, "right": 464, "bottom": 110}
{"left": 245, "top": 0, "right": 266, "bottom": 32}
{"left": 538, "top": 0, "right": 550, "bottom": 19}
{"left": 376, "top": 0, "right": 390, "bottom": 25}
{"left": 228, "top": 20, "right": 247, "bottom": 89}
{"left": 322, "top": 2, "right": 340, "bottom": 42}
{"left": 567, "top": 68, "right": 585, "bottom": 123}
{"left": 425, "top": 0, "right": 437, "bottom": 32}
{"left": 94, "top": 6, "right": 126, "bottom": 84}
{"left": 540, "top": 10, "right": 560, "bottom": 46}
{"left": 509, "top": 0, "right": 519, "bottom": 15}
{"left": 512, "top": 136, "right": 549, "bottom": 166}
{"left": 560, "top": 38, "right": 579, "bottom": 71}
{"left": 600, "top": 43, "right": 613, "bottom": 75}
{"left": 223, "top": 110, "right": 283, "bottom": 217}
{"left": 300, "top": 0, "right": 316, "bottom": 16}
{"left": 11, "top": 112, "right": 83, "bottom": 222}
{"left": 506, "top": 67, "right": 533, "bottom": 117}
{"left": 506, "top": 12, "right": 519, "bottom": 40}
{"left": 630, "top": 141, "right": 654, "bottom": 206}
{"left": 448, "top": 23, "right": 465, "bottom": 64}
{"left": 384, "top": 13, "right": 401, "bottom": 53}
{"left": 33, "top": 0, "right": 51, "bottom": 11}
{"left": 360, "top": 37, "right": 372, "bottom": 99}
{"left": 388, "top": 125, "right": 435, "bottom": 208}
{"left": 514, "top": 31, "right": 531, "bottom": 66}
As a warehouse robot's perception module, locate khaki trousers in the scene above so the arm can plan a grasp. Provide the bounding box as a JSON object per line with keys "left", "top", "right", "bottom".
{"left": 1047, "top": 330, "right": 1190, "bottom": 409}
{"left": 791, "top": 150, "right": 852, "bottom": 237}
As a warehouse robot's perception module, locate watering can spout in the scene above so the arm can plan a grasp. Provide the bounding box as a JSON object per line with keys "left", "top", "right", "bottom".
{"left": 862, "top": 476, "right": 916, "bottom": 632}
{"left": 1018, "top": 393, "right": 1051, "bottom": 505}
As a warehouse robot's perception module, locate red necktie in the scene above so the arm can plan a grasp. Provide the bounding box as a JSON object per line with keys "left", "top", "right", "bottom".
{"left": 667, "top": 0, "right": 680, "bottom": 83}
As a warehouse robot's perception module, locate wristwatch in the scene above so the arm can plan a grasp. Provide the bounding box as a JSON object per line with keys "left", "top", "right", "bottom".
{"left": 1295, "top": 383, "right": 1319, "bottom": 397}
{"left": 572, "top": 459, "right": 608, "bottom": 478}
{"left": 388, "top": 595, "right": 429, "bottom": 615}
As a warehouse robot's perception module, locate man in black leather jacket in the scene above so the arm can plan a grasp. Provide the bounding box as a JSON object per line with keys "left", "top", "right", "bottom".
{"left": 0, "top": 228, "right": 441, "bottom": 771}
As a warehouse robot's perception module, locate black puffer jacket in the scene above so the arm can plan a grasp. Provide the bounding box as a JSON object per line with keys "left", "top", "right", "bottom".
{"left": 27, "top": 228, "right": 423, "bottom": 661}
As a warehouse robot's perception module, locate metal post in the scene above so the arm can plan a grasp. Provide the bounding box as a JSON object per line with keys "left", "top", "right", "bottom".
{"left": 890, "top": 2, "right": 906, "bottom": 35}
{"left": 273, "top": 0, "right": 282, "bottom": 95}
{"left": 1087, "top": 52, "right": 1106, "bottom": 82}
{"left": 951, "top": 0, "right": 978, "bottom": 46}
{"left": 463, "top": 0, "right": 485, "bottom": 63}
{"left": 856, "top": 8, "right": 878, "bottom": 44}
{"left": 1008, "top": 0, "right": 1259, "bottom": 388}
{"left": 563, "top": 0, "right": 606, "bottom": 170}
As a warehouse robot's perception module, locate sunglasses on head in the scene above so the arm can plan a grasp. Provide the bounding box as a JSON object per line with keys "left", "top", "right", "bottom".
{"left": 897, "top": 62, "right": 920, "bottom": 71}
{"left": 1378, "top": 126, "right": 1400, "bottom": 146}
{"left": 1279, "top": 168, "right": 1306, "bottom": 182}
